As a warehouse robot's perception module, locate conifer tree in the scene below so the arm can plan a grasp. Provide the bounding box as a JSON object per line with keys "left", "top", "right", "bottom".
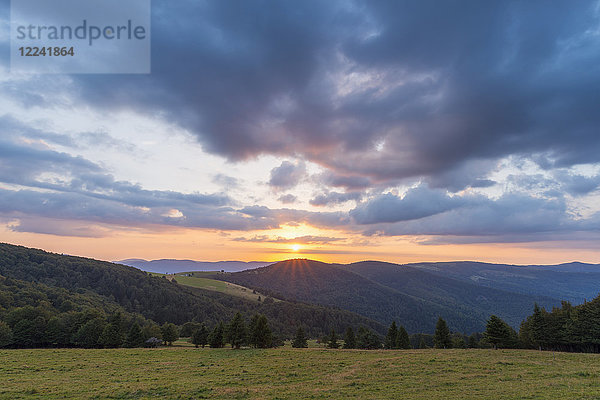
{"left": 291, "top": 327, "right": 308, "bottom": 348}
{"left": 530, "top": 303, "right": 546, "bottom": 350}
{"left": 468, "top": 333, "right": 479, "bottom": 348}
{"left": 343, "top": 327, "right": 356, "bottom": 349}
{"left": 196, "top": 323, "right": 209, "bottom": 348}
{"left": 484, "top": 315, "right": 519, "bottom": 349}
{"left": 397, "top": 325, "right": 411, "bottom": 349}
{"left": 434, "top": 317, "right": 452, "bottom": 349}
{"left": 419, "top": 337, "right": 428, "bottom": 349}
{"left": 249, "top": 314, "right": 272, "bottom": 348}
{"left": 191, "top": 327, "right": 204, "bottom": 348}
{"left": 327, "top": 329, "right": 340, "bottom": 349}
{"left": 124, "top": 322, "right": 145, "bottom": 348}
{"left": 357, "top": 326, "right": 381, "bottom": 349}
{"left": 385, "top": 321, "right": 399, "bottom": 349}
{"left": 227, "top": 312, "right": 248, "bottom": 349}
{"left": 161, "top": 323, "right": 179, "bottom": 346}
{"left": 209, "top": 322, "right": 225, "bottom": 348}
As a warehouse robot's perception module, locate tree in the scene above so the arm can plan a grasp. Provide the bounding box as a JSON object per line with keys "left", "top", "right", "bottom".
{"left": 419, "top": 337, "right": 428, "bottom": 349}
{"left": 124, "top": 323, "right": 145, "bottom": 348}
{"left": 327, "top": 329, "right": 340, "bottom": 349}
{"left": 227, "top": 312, "right": 248, "bottom": 349}
{"left": 468, "top": 333, "right": 480, "bottom": 348}
{"left": 0, "top": 321, "right": 13, "bottom": 348}
{"left": 161, "top": 323, "right": 179, "bottom": 346}
{"left": 451, "top": 333, "right": 466, "bottom": 349}
{"left": 357, "top": 326, "right": 381, "bottom": 349}
{"left": 292, "top": 327, "right": 308, "bottom": 348}
{"left": 180, "top": 322, "right": 201, "bottom": 338}
{"left": 434, "top": 317, "right": 451, "bottom": 349}
{"left": 343, "top": 327, "right": 356, "bottom": 349}
{"left": 46, "top": 315, "right": 69, "bottom": 347}
{"left": 249, "top": 315, "right": 272, "bottom": 349}
{"left": 209, "top": 322, "right": 225, "bottom": 348}
{"left": 385, "top": 321, "right": 399, "bottom": 349}
{"left": 397, "top": 325, "right": 411, "bottom": 349}
{"left": 530, "top": 303, "right": 547, "bottom": 350}
{"left": 484, "top": 315, "right": 519, "bottom": 349}
{"left": 100, "top": 322, "right": 124, "bottom": 348}
{"left": 73, "top": 317, "right": 106, "bottom": 348}
{"left": 142, "top": 323, "right": 163, "bottom": 341}
{"left": 192, "top": 324, "right": 209, "bottom": 348}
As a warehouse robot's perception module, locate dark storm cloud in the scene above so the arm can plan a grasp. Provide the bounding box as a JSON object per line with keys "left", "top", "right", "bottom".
{"left": 61, "top": 0, "right": 600, "bottom": 189}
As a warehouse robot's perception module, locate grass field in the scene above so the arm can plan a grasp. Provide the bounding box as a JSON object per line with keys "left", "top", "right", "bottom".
{"left": 1, "top": 346, "right": 600, "bottom": 399}
{"left": 149, "top": 272, "right": 274, "bottom": 303}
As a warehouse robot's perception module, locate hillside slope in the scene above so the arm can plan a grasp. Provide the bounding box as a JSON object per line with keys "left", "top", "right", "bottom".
{"left": 345, "top": 261, "right": 559, "bottom": 329}
{"left": 407, "top": 261, "right": 600, "bottom": 303}
{"left": 0, "top": 243, "right": 384, "bottom": 336}
{"left": 219, "top": 259, "right": 527, "bottom": 333}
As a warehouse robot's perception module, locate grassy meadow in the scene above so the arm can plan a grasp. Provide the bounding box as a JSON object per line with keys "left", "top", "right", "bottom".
{"left": 150, "top": 272, "right": 274, "bottom": 303}
{"left": 1, "top": 343, "right": 600, "bottom": 399}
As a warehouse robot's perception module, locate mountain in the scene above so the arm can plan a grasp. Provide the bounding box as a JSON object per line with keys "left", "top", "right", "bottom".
{"left": 344, "top": 261, "right": 558, "bottom": 330}
{"left": 218, "top": 259, "right": 561, "bottom": 333}
{"left": 0, "top": 243, "right": 384, "bottom": 337}
{"left": 406, "top": 261, "right": 600, "bottom": 303}
{"left": 117, "top": 259, "right": 271, "bottom": 274}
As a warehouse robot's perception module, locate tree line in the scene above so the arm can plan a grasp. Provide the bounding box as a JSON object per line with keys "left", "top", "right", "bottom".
{"left": 0, "top": 306, "right": 282, "bottom": 350}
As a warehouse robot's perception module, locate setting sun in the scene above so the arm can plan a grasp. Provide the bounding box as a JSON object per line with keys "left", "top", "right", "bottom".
{"left": 291, "top": 244, "right": 301, "bottom": 252}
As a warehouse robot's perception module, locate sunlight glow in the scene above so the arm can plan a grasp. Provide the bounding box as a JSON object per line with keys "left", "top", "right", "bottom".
{"left": 291, "top": 244, "right": 301, "bottom": 252}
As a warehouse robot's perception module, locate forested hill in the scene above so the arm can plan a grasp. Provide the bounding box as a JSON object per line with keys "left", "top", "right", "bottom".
{"left": 0, "top": 243, "right": 384, "bottom": 336}
{"left": 219, "top": 259, "right": 561, "bottom": 333}
{"left": 405, "top": 261, "right": 600, "bottom": 304}
{"left": 345, "top": 261, "right": 558, "bottom": 330}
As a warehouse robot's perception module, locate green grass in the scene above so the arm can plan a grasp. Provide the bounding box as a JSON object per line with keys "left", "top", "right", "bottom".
{"left": 1, "top": 347, "right": 600, "bottom": 399}
{"left": 151, "top": 271, "right": 276, "bottom": 303}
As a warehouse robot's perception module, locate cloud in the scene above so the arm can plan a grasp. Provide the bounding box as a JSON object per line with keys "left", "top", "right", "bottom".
{"left": 212, "top": 174, "right": 240, "bottom": 190}
{"left": 310, "top": 191, "right": 362, "bottom": 206}
{"left": 553, "top": 170, "right": 600, "bottom": 196}
{"left": 8, "top": 217, "right": 113, "bottom": 238}
{"left": 362, "top": 192, "right": 576, "bottom": 238}
{"left": 233, "top": 235, "right": 343, "bottom": 244}
{"left": 278, "top": 194, "right": 298, "bottom": 204}
{"left": 57, "top": 0, "right": 600, "bottom": 193}
{"left": 2, "top": 1, "right": 600, "bottom": 248}
{"left": 350, "top": 185, "right": 462, "bottom": 224}
{"left": 268, "top": 160, "right": 306, "bottom": 190}
{"left": 318, "top": 172, "right": 373, "bottom": 191}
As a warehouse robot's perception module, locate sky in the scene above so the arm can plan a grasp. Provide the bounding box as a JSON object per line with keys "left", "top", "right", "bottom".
{"left": 1, "top": 0, "right": 600, "bottom": 264}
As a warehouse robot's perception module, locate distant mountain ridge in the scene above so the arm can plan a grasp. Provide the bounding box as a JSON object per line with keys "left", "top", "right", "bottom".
{"left": 217, "top": 259, "right": 600, "bottom": 334}
{"left": 405, "top": 261, "right": 600, "bottom": 303}
{"left": 117, "top": 259, "right": 272, "bottom": 273}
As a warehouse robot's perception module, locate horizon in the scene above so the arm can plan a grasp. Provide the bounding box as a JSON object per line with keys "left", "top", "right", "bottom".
{"left": 2, "top": 1, "right": 600, "bottom": 265}
{"left": 3, "top": 241, "right": 598, "bottom": 268}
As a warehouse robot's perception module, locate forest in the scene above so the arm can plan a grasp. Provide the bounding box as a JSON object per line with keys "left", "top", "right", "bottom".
{"left": 1, "top": 243, "right": 600, "bottom": 353}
